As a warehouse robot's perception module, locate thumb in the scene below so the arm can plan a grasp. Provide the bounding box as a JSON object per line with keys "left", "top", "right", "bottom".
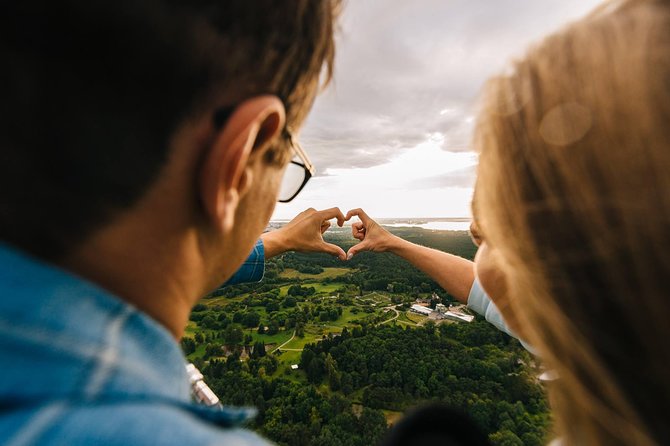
{"left": 346, "top": 241, "right": 369, "bottom": 260}
{"left": 321, "top": 242, "right": 346, "bottom": 261}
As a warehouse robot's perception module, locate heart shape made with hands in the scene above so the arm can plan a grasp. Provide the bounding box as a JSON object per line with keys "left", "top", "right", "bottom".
{"left": 278, "top": 207, "right": 388, "bottom": 262}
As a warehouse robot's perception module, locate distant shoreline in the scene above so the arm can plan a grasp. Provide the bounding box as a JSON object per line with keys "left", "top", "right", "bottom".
{"left": 268, "top": 217, "right": 472, "bottom": 232}
{"left": 270, "top": 217, "right": 472, "bottom": 223}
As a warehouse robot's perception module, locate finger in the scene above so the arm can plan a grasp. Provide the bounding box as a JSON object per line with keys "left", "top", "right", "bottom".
{"left": 321, "top": 242, "right": 346, "bottom": 261}
{"left": 351, "top": 222, "right": 365, "bottom": 240}
{"left": 469, "top": 221, "right": 482, "bottom": 247}
{"left": 317, "top": 207, "right": 346, "bottom": 227}
{"left": 285, "top": 208, "right": 316, "bottom": 228}
{"left": 345, "top": 208, "right": 371, "bottom": 225}
{"left": 320, "top": 220, "right": 331, "bottom": 234}
{"left": 346, "top": 240, "right": 370, "bottom": 260}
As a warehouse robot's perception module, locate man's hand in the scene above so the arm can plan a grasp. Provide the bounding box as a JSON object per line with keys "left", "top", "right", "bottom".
{"left": 344, "top": 208, "right": 400, "bottom": 259}
{"left": 261, "top": 208, "right": 347, "bottom": 260}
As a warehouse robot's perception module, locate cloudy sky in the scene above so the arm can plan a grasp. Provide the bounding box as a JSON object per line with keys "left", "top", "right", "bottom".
{"left": 272, "top": 0, "right": 604, "bottom": 220}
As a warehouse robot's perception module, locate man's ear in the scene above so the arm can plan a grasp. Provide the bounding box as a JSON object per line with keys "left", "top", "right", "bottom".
{"left": 200, "top": 95, "right": 285, "bottom": 233}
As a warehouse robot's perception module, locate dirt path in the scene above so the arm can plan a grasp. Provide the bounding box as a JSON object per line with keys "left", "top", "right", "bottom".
{"left": 380, "top": 306, "right": 400, "bottom": 324}
{"left": 272, "top": 330, "right": 296, "bottom": 353}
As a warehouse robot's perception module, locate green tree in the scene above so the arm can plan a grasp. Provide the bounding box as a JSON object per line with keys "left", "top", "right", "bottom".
{"left": 282, "top": 296, "right": 297, "bottom": 307}
{"left": 223, "top": 325, "right": 243, "bottom": 345}
{"left": 180, "top": 337, "right": 196, "bottom": 355}
{"left": 267, "top": 320, "right": 279, "bottom": 335}
{"left": 489, "top": 430, "right": 524, "bottom": 446}
{"left": 295, "top": 322, "right": 305, "bottom": 338}
{"left": 242, "top": 311, "right": 261, "bottom": 328}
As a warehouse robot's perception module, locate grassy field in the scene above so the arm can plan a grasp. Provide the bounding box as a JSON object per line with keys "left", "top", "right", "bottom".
{"left": 405, "top": 311, "right": 428, "bottom": 324}
{"left": 249, "top": 327, "right": 293, "bottom": 346}
{"left": 332, "top": 307, "right": 367, "bottom": 326}
{"left": 184, "top": 321, "right": 199, "bottom": 337}
{"left": 278, "top": 281, "right": 345, "bottom": 297}
{"left": 204, "top": 293, "right": 248, "bottom": 307}
{"left": 273, "top": 350, "right": 305, "bottom": 381}
{"left": 396, "top": 311, "right": 418, "bottom": 326}
{"left": 279, "top": 267, "right": 350, "bottom": 280}
{"left": 187, "top": 343, "right": 207, "bottom": 361}
{"left": 282, "top": 331, "right": 323, "bottom": 350}
{"left": 276, "top": 349, "right": 302, "bottom": 366}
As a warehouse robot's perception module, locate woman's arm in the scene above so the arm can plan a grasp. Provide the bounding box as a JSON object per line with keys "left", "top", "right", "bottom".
{"left": 345, "top": 208, "right": 474, "bottom": 304}
{"left": 387, "top": 237, "right": 474, "bottom": 304}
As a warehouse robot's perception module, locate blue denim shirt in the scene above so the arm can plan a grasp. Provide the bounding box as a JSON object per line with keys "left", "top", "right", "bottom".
{"left": 0, "top": 241, "right": 270, "bottom": 446}
{"left": 224, "top": 239, "right": 265, "bottom": 286}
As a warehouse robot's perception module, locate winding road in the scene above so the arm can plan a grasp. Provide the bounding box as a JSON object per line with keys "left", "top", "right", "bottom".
{"left": 380, "top": 306, "right": 400, "bottom": 324}
{"left": 272, "top": 329, "right": 296, "bottom": 354}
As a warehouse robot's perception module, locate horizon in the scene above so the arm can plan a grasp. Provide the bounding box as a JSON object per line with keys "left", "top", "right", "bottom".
{"left": 270, "top": 216, "right": 472, "bottom": 222}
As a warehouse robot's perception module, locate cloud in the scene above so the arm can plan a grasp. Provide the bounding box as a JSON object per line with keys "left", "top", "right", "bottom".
{"left": 299, "top": 0, "right": 603, "bottom": 170}
{"left": 409, "top": 165, "right": 477, "bottom": 189}
{"left": 277, "top": 0, "right": 604, "bottom": 218}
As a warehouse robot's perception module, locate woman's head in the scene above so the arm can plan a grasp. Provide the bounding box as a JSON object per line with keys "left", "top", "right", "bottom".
{"left": 473, "top": 0, "right": 670, "bottom": 444}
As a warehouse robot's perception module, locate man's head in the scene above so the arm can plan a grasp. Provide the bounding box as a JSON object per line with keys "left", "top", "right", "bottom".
{"left": 0, "top": 0, "right": 339, "bottom": 275}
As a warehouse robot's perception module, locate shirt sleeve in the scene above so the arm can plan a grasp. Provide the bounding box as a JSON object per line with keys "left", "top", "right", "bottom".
{"left": 467, "top": 277, "right": 535, "bottom": 353}
{"left": 223, "top": 239, "right": 265, "bottom": 286}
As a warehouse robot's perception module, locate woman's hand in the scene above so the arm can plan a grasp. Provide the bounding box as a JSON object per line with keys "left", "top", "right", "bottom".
{"left": 344, "top": 208, "right": 400, "bottom": 259}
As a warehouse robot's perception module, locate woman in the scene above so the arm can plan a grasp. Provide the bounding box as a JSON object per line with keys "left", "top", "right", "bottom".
{"left": 349, "top": 0, "right": 670, "bottom": 444}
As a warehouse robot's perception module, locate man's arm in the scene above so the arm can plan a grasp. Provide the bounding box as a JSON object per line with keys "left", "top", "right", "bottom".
{"left": 225, "top": 207, "right": 347, "bottom": 285}
{"left": 225, "top": 239, "right": 266, "bottom": 286}
{"left": 261, "top": 207, "right": 346, "bottom": 260}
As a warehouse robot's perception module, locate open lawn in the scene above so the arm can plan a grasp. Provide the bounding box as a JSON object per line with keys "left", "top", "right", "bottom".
{"left": 184, "top": 321, "right": 199, "bottom": 337}
{"left": 203, "top": 293, "right": 248, "bottom": 307}
{"left": 396, "top": 311, "right": 419, "bottom": 326}
{"left": 278, "top": 282, "right": 345, "bottom": 297}
{"left": 308, "top": 282, "right": 344, "bottom": 295}
{"left": 187, "top": 343, "right": 207, "bottom": 361}
{"left": 249, "top": 327, "right": 293, "bottom": 345}
{"left": 281, "top": 323, "right": 333, "bottom": 349}
{"left": 279, "top": 267, "right": 350, "bottom": 280}
{"left": 282, "top": 331, "right": 323, "bottom": 350}
{"left": 272, "top": 350, "right": 306, "bottom": 382}
{"left": 405, "top": 311, "right": 428, "bottom": 324}
{"left": 330, "top": 307, "right": 367, "bottom": 326}
{"left": 276, "top": 349, "right": 302, "bottom": 365}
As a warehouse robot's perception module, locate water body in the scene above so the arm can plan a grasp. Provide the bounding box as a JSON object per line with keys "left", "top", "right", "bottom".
{"left": 269, "top": 218, "right": 472, "bottom": 232}
{"left": 383, "top": 221, "right": 471, "bottom": 231}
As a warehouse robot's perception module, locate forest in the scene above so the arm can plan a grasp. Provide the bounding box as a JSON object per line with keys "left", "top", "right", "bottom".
{"left": 182, "top": 226, "right": 550, "bottom": 445}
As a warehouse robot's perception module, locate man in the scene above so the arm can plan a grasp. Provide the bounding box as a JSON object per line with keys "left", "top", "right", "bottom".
{"left": 0, "top": 1, "right": 343, "bottom": 444}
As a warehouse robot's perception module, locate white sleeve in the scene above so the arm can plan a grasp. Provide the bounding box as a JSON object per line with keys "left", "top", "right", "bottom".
{"left": 466, "top": 278, "right": 536, "bottom": 353}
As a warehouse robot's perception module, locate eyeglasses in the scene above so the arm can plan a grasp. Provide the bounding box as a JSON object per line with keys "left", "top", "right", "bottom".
{"left": 212, "top": 106, "right": 315, "bottom": 204}
{"left": 278, "top": 130, "right": 315, "bottom": 203}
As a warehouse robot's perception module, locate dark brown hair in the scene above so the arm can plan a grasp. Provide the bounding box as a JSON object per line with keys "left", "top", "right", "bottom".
{"left": 0, "top": 0, "right": 339, "bottom": 259}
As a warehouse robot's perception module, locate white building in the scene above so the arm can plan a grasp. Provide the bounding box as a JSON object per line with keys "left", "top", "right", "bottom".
{"left": 444, "top": 311, "right": 475, "bottom": 323}
{"left": 435, "top": 303, "right": 447, "bottom": 314}
{"left": 410, "top": 304, "right": 433, "bottom": 316}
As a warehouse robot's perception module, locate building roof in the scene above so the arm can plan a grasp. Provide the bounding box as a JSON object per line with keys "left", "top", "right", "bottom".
{"left": 410, "top": 304, "right": 433, "bottom": 316}
{"left": 444, "top": 311, "right": 474, "bottom": 323}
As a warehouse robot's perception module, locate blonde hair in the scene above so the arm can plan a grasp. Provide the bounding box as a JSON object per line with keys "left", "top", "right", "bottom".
{"left": 474, "top": 0, "right": 670, "bottom": 444}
